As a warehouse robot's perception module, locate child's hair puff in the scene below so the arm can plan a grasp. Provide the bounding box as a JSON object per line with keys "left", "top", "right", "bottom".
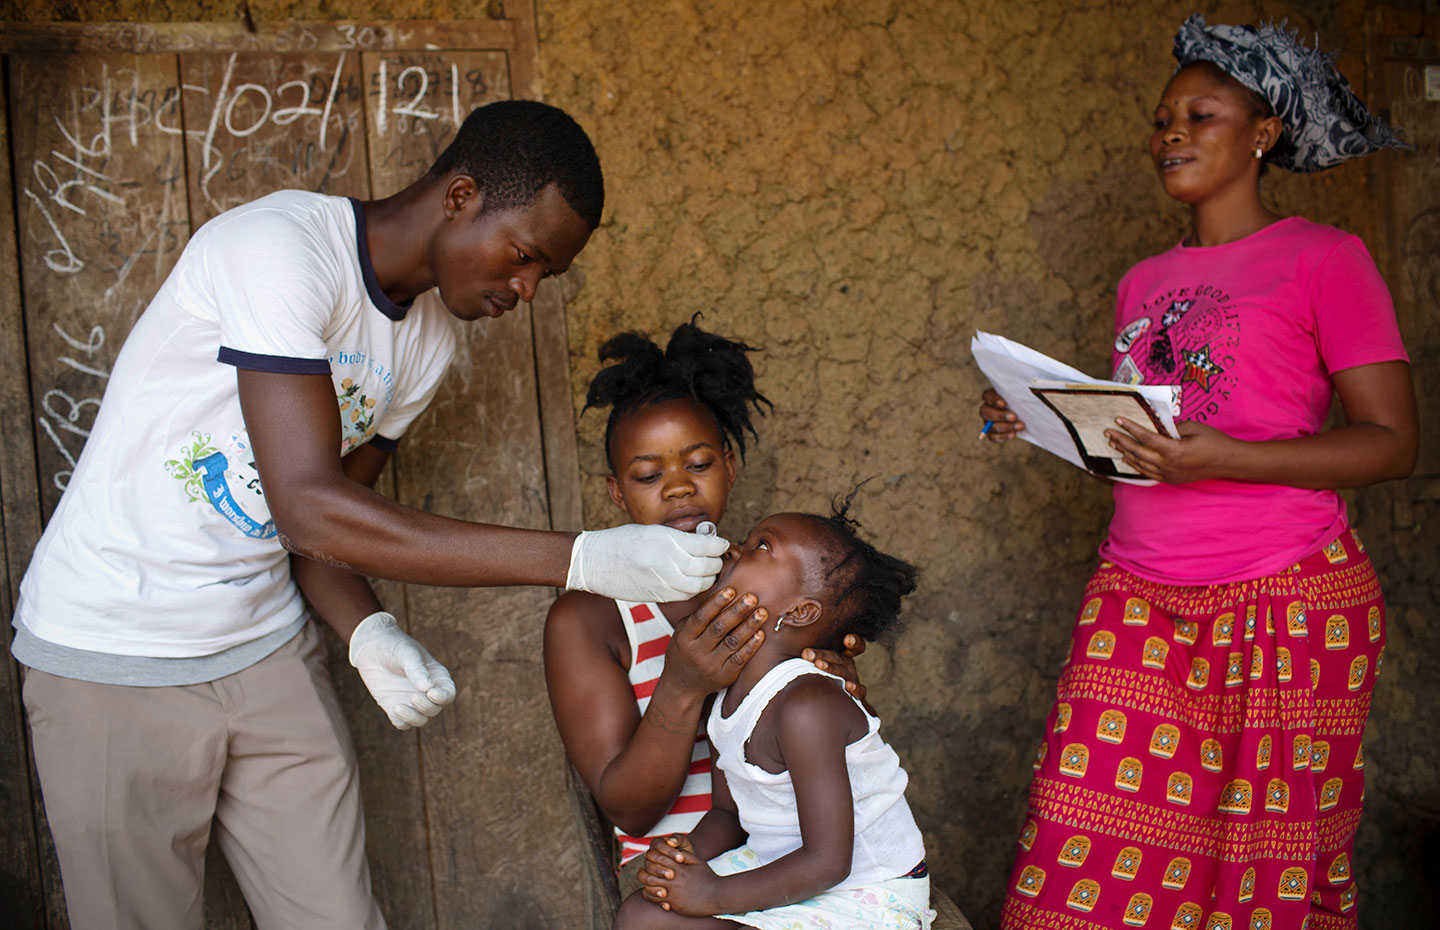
{"left": 810, "top": 486, "right": 919, "bottom": 646}
{"left": 585, "top": 316, "right": 772, "bottom": 468}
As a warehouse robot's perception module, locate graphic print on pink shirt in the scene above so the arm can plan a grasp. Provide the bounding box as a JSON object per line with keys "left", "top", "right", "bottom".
{"left": 1099, "top": 218, "right": 1409, "bottom": 585}
{"left": 1113, "top": 283, "right": 1239, "bottom": 423}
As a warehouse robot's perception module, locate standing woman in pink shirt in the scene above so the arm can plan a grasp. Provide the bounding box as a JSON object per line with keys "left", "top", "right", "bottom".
{"left": 980, "top": 16, "right": 1415, "bottom": 930}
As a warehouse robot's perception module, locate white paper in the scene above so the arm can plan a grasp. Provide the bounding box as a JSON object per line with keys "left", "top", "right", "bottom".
{"left": 971, "top": 331, "right": 1181, "bottom": 486}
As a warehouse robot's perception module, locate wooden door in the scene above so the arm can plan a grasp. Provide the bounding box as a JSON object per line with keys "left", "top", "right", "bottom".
{"left": 0, "top": 11, "right": 595, "bottom": 929}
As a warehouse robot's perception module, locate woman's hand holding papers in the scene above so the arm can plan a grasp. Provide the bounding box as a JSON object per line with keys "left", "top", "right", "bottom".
{"left": 1106, "top": 358, "right": 1417, "bottom": 490}
{"left": 979, "top": 389, "right": 1026, "bottom": 443}
{"left": 1105, "top": 418, "right": 1231, "bottom": 484}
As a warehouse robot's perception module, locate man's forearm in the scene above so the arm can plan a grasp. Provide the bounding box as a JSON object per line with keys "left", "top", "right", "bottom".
{"left": 290, "top": 553, "right": 384, "bottom": 642}
{"left": 274, "top": 478, "right": 576, "bottom": 588}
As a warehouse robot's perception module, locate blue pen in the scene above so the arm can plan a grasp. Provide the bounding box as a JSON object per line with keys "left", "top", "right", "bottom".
{"left": 978, "top": 420, "right": 994, "bottom": 441}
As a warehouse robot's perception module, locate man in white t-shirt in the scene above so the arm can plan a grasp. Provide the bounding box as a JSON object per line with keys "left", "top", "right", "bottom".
{"left": 12, "top": 100, "right": 729, "bottom": 930}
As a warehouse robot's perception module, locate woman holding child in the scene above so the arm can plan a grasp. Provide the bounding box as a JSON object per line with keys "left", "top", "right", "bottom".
{"left": 543, "top": 322, "right": 872, "bottom": 900}
{"left": 613, "top": 504, "right": 930, "bottom": 929}
{"left": 982, "top": 16, "right": 1415, "bottom": 930}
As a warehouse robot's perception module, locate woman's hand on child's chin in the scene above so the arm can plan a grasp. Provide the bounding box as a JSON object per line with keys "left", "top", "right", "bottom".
{"left": 639, "top": 834, "right": 720, "bottom": 916}
{"left": 802, "top": 634, "right": 868, "bottom": 702}
{"left": 664, "top": 586, "right": 768, "bottom": 698}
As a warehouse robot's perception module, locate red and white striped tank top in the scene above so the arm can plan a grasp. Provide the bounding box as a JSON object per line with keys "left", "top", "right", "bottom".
{"left": 615, "top": 599, "right": 713, "bottom": 865}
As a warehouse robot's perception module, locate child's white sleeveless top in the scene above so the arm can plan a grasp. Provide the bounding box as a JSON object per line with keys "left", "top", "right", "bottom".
{"left": 707, "top": 657, "right": 925, "bottom": 889}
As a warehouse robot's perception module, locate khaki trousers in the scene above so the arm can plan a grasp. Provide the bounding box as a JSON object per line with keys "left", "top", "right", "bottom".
{"left": 23, "top": 622, "right": 386, "bottom": 930}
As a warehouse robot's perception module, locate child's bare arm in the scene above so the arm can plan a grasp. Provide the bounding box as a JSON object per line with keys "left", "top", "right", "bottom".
{"left": 639, "top": 762, "right": 746, "bottom": 913}
{"left": 544, "top": 587, "right": 766, "bottom": 836}
{"left": 644, "top": 679, "right": 862, "bottom": 916}
{"left": 685, "top": 756, "right": 745, "bottom": 860}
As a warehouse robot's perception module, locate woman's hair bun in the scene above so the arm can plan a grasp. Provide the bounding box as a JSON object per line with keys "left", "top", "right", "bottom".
{"left": 586, "top": 315, "right": 772, "bottom": 467}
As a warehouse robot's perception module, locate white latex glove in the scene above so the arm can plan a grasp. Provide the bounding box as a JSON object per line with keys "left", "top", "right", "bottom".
{"left": 566, "top": 523, "right": 731, "bottom": 602}
{"left": 348, "top": 611, "right": 457, "bottom": 730}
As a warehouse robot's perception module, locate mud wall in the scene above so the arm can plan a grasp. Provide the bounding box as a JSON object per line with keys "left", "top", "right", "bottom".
{"left": 5, "top": 1, "right": 1437, "bottom": 928}
{"left": 539, "top": 2, "right": 1438, "bottom": 927}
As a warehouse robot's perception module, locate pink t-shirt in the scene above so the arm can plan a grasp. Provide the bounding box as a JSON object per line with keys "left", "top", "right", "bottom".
{"left": 1098, "top": 218, "right": 1408, "bottom": 585}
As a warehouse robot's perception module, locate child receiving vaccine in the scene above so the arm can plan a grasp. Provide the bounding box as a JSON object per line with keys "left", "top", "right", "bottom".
{"left": 616, "top": 500, "right": 933, "bottom": 930}
{"left": 544, "top": 320, "right": 867, "bottom": 896}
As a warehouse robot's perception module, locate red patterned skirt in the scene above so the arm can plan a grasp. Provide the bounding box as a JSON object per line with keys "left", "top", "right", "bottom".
{"left": 1001, "top": 529, "right": 1383, "bottom": 930}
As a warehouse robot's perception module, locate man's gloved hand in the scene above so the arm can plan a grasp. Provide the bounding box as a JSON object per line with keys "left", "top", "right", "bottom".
{"left": 566, "top": 523, "right": 731, "bottom": 602}
{"left": 348, "top": 611, "right": 457, "bottom": 730}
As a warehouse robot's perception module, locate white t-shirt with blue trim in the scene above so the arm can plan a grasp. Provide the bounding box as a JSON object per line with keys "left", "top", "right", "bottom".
{"left": 15, "top": 190, "right": 456, "bottom": 664}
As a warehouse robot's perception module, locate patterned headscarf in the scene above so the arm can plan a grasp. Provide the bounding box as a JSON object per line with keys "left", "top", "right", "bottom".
{"left": 1172, "top": 13, "right": 1405, "bottom": 172}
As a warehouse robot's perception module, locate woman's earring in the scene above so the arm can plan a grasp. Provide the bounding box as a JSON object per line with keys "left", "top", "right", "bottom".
{"left": 1254, "top": 145, "right": 1264, "bottom": 159}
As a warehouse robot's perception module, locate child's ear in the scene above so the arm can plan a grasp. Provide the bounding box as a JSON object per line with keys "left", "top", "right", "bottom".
{"left": 605, "top": 474, "right": 630, "bottom": 514}
{"left": 783, "top": 599, "right": 824, "bottom": 628}
{"left": 723, "top": 448, "right": 738, "bottom": 492}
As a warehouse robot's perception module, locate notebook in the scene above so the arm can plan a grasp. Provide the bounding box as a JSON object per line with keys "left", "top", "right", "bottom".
{"left": 970, "top": 331, "right": 1181, "bottom": 485}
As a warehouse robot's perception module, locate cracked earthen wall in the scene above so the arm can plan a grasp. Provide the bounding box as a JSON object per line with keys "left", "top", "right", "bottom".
{"left": 537, "top": 3, "right": 1438, "bottom": 926}
{"left": 6, "top": 2, "right": 1438, "bottom": 928}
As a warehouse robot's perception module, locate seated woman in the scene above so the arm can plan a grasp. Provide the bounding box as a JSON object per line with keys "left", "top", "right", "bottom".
{"left": 544, "top": 321, "right": 866, "bottom": 895}
{"left": 617, "top": 501, "right": 933, "bottom": 930}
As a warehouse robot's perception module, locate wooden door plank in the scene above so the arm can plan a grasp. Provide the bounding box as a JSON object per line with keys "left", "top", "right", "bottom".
{"left": 4, "top": 26, "right": 581, "bottom": 927}
{"left": 322, "top": 467, "right": 438, "bottom": 930}
{"left": 6, "top": 50, "right": 254, "bottom": 930}
{"left": 359, "top": 48, "right": 586, "bottom": 926}
{"left": 502, "top": 0, "right": 584, "bottom": 533}
{"left": 0, "top": 69, "right": 45, "bottom": 647}
{"left": 1365, "top": 28, "right": 1440, "bottom": 533}
{"left": 0, "top": 66, "right": 48, "bottom": 930}
{"left": 506, "top": 0, "right": 544, "bottom": 102}
{"left": 8, "top": 53, "right": 196, "bottom": 929}
{"left": 502, "top": 13, "right": 606, "bottom": 920}
{"left": 396, "top": 296, "right": 587, "bottom": 929}
{"left": 8, "top": 52, "right": 191, "bottom": 521}
{"left": 0, "top": 20, "right": 519, "bottom": 55}
{"left": 347, "top": 47, "right": 519, "bottom": 928}
{"left": 361, "top": 49, "right": 511, "bottom": 197}
{"left": 531, "top": 277, "right": 584, "bottom": 534}
{"left": 178, "top": 47, "right": 435, "bottom": 929}
{"left": 177, "top": 51, "right": 371, "bottom": 228}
